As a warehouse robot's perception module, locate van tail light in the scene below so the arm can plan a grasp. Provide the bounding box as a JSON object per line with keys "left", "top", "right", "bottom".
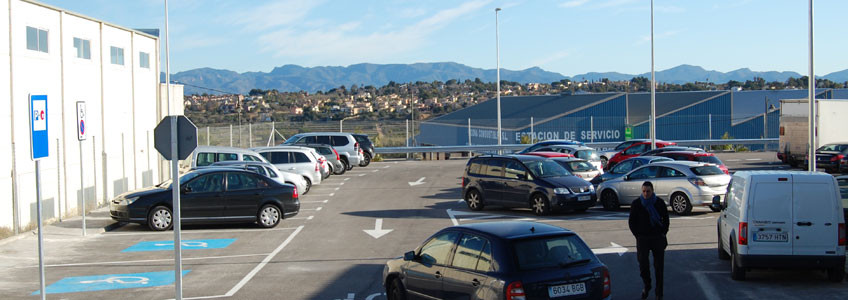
{"left": 461, "top": 176, "right": 466, "bottom": 188}
{"left": 602, "top": 268, "right": 611, "bottom": 298}
{"left": 688, "top": 178, "right": 707, "bottom": 187}
{"left": 506, "top": 281, "right": 525, "bottom": 300}
{"left": 354, "top": 142, "right": 360, "bottom": 151}
{"left": 738, "top": 222, "right": 748, "bottom": 245}
{"left": 832, "top": 154, "right": 845, "bottom": 162}
{"left": 839, "top": 223, "right": 846, "bottom": 246}
{"left": 333, "top": 149, "right": 340, "bottom": 161}
{"left": 292, "top": 186, "right": 298, "bottom": 199}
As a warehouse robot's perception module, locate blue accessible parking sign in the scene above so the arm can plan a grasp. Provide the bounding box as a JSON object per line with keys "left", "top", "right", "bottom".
{"left": 29, "top": 94, "right": 49, "bottom": 160}
{"left": 33, "top": 270, "right": 190, "bottom": 295}
{"left": 122, "top": 238, "right": 237, "bottom": 252}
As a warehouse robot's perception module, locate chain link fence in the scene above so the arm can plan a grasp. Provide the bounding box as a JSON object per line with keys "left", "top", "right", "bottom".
{"left": 197, "top": 120, "right": 413, "bottom": 149}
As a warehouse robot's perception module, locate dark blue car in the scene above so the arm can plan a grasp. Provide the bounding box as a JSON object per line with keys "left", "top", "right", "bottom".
{"left": 590, "top": 156, "right": 672, "bottom": 186}
{"left": 383, "top": 221, "right": 611, "bottom": 300}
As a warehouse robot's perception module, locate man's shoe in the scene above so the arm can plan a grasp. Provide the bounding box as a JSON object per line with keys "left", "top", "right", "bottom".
{"left": 656, "top": 295, "right": 663, "bottom": 300}
{"left": 641, "top": 288, "right": 650, "bottom": 299}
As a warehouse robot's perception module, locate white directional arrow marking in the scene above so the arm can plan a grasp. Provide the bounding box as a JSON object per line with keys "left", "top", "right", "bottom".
{"left": 408, "top": 177, "right": 426, "bottom": 186}
{"left": 591, "top": 242, "right": 628, "bottom": 256}
{"left": 364, "top": 219, "right": 393, "bottom": 239}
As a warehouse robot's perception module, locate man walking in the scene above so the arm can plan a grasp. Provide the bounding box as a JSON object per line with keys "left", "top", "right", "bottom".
{"left": 629, "top": 181, "right": 670, "bottom": 300}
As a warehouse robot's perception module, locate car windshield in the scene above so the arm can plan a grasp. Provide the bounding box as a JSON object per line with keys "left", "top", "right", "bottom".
{"left": 513, "top": 235, "right": 595, "bottom": 271}
{"left": 158, "top": 172, "right": 202, "bottom": 189}
{"left": 695, "top": 155, "right": 722, "bottom": 165}
{"left": 614, "top": 141, "right": 634, "bottom": 150}
{"left": 690, "top": 166, "right": 724, "bottom": 176}
{"left": 817, "top": 144, "right": 848, "bottom": 152}
{"left": 524, "top": 160, "right": 571, "bottom": 178}
{"left": 575, "top": 150, "right": 599, "bottom": 160}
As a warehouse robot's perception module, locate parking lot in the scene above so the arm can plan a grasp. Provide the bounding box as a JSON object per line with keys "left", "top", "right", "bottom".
{"left": 1, "top": 152, "right": 846, "bottom": 300}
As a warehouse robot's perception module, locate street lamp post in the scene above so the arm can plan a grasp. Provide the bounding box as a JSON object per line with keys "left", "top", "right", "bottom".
{"left": 650, "top": 0, "right": 656, "bottom": 150}
{"left": 495, "top": 7, "right": 502, "bottom": 153}
{"left": 808, "top": 0, "right": 815, "bottom": 172}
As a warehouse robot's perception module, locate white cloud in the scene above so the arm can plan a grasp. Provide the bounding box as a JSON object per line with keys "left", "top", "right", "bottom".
{"left": 529, "top": 51, "right": 570, "bottom": 68}
{"left": 560, "top": 0, "right": 589, "bottom": 8}
{"left": 229, "top": 0, "right": 325, "bottom": 32}
{"left": 256, "top": 0, "right": 492, "bottom": 64}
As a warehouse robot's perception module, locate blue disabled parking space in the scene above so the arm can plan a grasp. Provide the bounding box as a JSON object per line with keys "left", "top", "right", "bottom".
{"left": 33, "top": 270, "right": 190, "bottom": 295}
{"left": 122, "top": 238, "right": 236, "bottom": 252}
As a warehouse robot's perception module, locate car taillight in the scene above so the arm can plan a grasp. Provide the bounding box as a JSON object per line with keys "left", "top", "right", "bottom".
{"left": 354, "top": 142, "right": 360, "bottom": 150}
{"left": 832, "top": 154, "right": 845, "bottom": 162}
{"left": 315, "top": 162, "right": 320, "bottom": 172}
{"left": 688, "top": 178, "right": 707, "bottom": 186}
{"left": 506, "top": 281, "right": 525, "bottom": 300}
{"left": 738, "top": 222, "right": 748, "bottom": 245}
{"left": 292, "top": 186, "right": 298, "bottom": 199}
{"left": 333, "top": 148, "right": 340, "bottom": 161}
{"left": 461, "top": 176, "right": 466, "bottom": 188}
{"left": 602, "top": 269, "right": 611, "bottom": 298}
{"left": 839, "top": 223, "right": 846, "bottom": 246}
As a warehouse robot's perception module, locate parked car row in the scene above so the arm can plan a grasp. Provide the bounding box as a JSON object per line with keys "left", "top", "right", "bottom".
{"left": 112, "top": 132, "right": 378, "bottom": 231}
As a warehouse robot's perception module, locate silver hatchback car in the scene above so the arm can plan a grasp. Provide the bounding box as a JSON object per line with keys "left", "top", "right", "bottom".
{"left": 597, "top": 161, "right": 730, "bottom": 215}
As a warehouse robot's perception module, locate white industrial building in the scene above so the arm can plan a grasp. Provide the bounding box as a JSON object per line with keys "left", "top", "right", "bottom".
{"left": 1, "top": 0, "right": 182, "bottom": 236}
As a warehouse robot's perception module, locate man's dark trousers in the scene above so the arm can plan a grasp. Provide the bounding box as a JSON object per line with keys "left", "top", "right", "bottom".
{"left": 636, "top": 235, "right": 667, "bottom": 296}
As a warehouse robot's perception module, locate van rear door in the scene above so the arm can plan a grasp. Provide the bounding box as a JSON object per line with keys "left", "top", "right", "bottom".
{"left": 792, "top": 174, "right": 839, "bottom": 255}
{"left": 748, "top": 175, "right": 793, "bottom": 255}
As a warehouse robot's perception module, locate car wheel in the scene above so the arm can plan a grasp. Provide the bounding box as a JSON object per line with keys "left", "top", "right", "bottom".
{"left": 827, "top": 266, "right": 845, "bottom": 282}
{"left": 531, "top": 194, "right": 551, "bottom": 216}
{"left": 731, "top": 245, "right": 746, "bottom": 281}
{"left": 465, "top": 189, "right": 484, "bottom": 211}
{"left": 334, "top": 163, "right": 346, "bottom": 175}
{"left": 147, "top": 206, "right": 173, "bottom": 231}
{"left": 341, "top": 157, "right": 352, "bottom": 171}
{"left": 257, "top": 204, "right": 282, "bottom": 228}
{"left": 360, "top": 153, "right": 372, "bottom": 167}
{"left": 303, "top": 177, "right": 312, "bottom": 194}
{"left": 601, "top": 190, "right": 620, "bottom": 211}
{"left": 387, "top": 277, "right": 407, "bottom": 300}
{"left": 718, "top": 228, "right": 730, "bottom": 260}
{"left": 670, "top": 192, "right": 693, "bottom": 215}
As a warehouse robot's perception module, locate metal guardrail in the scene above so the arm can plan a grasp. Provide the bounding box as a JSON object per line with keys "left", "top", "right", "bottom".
{"left": 374, "top": 138, "right": 779, "bottom": 154}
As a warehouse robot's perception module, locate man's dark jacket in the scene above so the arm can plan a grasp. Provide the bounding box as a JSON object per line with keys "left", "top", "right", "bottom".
{"left": 629, "top": 197, "right": 670, "bottom": 238}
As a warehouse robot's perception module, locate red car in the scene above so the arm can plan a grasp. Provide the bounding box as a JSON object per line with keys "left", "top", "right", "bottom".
{"left": 655, "top": 151, "right": 730, "bottom": 174}
{"left": 606, "top": 141, "right": 677, "bottom": 170}
{"left": 521, "top": 151, "right": 574, "bottom": 159}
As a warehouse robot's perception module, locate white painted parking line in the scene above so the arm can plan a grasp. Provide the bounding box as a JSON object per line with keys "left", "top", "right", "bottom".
{"left": 224, "top": 225, "right": 304, "bottom": 297}
{"left": 305, "top": 193, "right": 335, "bottom": 197}
{"left": 300, "top": 200, "right": 329, "bottom": 203}
{"left": 102, "top": 227, "right": 299, "bottom": 236}
{"left": 300, "top": 207, "right": 323, "bottom": 211}
{"left": 745, "top": 158, "right": 763, "bottom": 161}
{"left": 344, "top": 178, "right": 350, "bottom": 181}
{"left": 692, "top": 271, "right": 726, "bottom": 300}
{"left": 17, "top": 253, "right": 271, "bottom": 269}
{"left": 335, "top": 174, "right": 366, "bottom": 177}
{"left": 288, "top": 216, "right": 314, "bottom": 220}
{"left": 725, "top": 159, "right": 741, "bottom": 162}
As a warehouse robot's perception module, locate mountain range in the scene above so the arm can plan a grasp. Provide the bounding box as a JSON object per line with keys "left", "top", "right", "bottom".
{"left": 164, "top": 62, "right": 848, "bottom": 95}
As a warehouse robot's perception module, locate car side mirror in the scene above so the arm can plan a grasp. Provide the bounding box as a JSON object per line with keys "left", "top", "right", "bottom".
{"left": 710, "top": 195, "right": 722, "bottom": 211}
{"left": 622, "top": 175, "right": 629, "bottom": 181}
{"left": 403, "top": 251, "right": 416, "bottom": 261}
{"left": 518, "top": 173, "right": 528, "bottom": 181}
{"left": 181, "top": 186, "right": 192, "bottom": 194}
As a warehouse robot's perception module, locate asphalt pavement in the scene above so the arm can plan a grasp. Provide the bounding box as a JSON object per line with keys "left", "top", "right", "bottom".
{"left": 0, "top": 152, "right": 846, "bottom": 300}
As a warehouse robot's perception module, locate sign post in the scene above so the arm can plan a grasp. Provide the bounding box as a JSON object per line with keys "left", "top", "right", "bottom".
{"left": 30, "top": 94, "right": 49, "bottom": 300}
{"left": 77, "top": 101, "right": 87, "bottom": 236}
{"left": 154, "top": 115, "right": 197, "bottom": 300}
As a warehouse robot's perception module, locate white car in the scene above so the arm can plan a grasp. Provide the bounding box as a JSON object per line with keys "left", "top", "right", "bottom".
{"left": 713, "top": 171, "right": 845, "bottom": 282}
{"left": 597, "top": 161, "right": 730, "bottom": 215}
{"left": 551, "top": 158, "right": 601, "bottom": 182}
{"left": 252, "top": 146, "right": 324, "bottom": 192}
{"left": 207, "top": 161, "right": 309, "bottom": 195}
{"left": 535, "top": 144, "right": 604, "bottom": 174}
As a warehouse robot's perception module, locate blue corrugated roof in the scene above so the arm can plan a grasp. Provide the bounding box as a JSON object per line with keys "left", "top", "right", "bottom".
{"left": 833, "top": 89, "right": 848, "bottom": 99}
{"left": 731, "top": 89, "right": 830, "bottom": 121}
{"left": 427, "top": 93, "right": 621, "bottom": 129}
{"left": 627, "top": 91, "right": 728, "bottom": 125}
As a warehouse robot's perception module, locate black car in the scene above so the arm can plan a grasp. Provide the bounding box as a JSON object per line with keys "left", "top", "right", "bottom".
{"left": 383, "top": 221, "right": 611, "bottom": 300}
{"left": 815, "top": 143, "right": 848, "bottom": 173}
{"left": 110, "top": 168, "right": 299, "bottom": 231}
{"left": 352, "top": 134, "right": 375, "bottom": 167}
{"left": 462, "top": 155, "right": 596, "bottom": 215}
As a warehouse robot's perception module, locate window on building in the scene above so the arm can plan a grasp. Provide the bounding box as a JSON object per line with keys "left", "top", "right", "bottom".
{"left": 110, "top": 46, "right": 124, "bottom": 65}
{"left": 139, "top": 51, "right": 150, "bottom": 68}
{"left": 73, "top": 38, "right": 91, "bottom": 59}
{"left": 26, "top": 26, "right": 48, "bottom": 53}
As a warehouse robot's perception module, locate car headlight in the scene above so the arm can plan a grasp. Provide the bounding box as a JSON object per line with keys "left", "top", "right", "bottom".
{"left": 123, "top": 196, "right": 139, "bottom": 205}
{"left": 554, "top": 188, "right": 571, "bottom": 194}
{"left": 588, "top": 185, "right": 595, "bottom": 192}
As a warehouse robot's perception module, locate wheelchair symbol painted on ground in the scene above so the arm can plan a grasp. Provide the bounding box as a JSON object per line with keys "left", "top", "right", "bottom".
{"left": 153, "top": 241, "right": 209, "bottom": 248}
{"left": 34, "top": 270, "right": 190, "bottom": 295}
{"left": 122, "top": 238, "right": 236, "bottom": 252}
{"left": 79, "top": 276, "right": 150, "bottom": 285}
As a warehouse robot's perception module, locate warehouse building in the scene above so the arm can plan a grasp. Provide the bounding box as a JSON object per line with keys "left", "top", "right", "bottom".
{"left": 417, "top": 88, "right": 843, "bottom": 147}
{"left": 1, "top": 0, "right": 180, "bottom": 236}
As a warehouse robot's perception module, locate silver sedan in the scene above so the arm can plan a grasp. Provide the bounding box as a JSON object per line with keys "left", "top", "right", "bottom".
{"left": 596, "top": 161, "right": 730, "bottom": 215}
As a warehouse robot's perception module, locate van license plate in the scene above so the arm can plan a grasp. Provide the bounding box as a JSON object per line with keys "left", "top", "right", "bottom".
{"left": 753, "top": 232, "right": 789, "bottom": 242}
{"left": 549, "top": 282, "right": 586, "bottom": 297}
{"left": 578, "top": 196, "right": 591, "bottom": 201}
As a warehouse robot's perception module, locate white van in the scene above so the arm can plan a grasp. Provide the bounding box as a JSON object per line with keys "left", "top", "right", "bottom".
{"left": 712, "top": 171, "right": 846, "bottom": 282}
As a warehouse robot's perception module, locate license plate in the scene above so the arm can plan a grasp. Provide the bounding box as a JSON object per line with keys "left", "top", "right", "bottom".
{"left": 549, "top": 282, "right": 586, "bottom": 298}
{"left": 753, "top": 232, "right": 789, "bottom": 242}
{"left": 578, "top": 195, "right": 591, "bottom": 201}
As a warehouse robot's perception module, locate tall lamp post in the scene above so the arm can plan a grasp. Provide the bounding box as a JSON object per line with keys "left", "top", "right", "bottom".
{"left": 495, "top": 7, "right": 502, "bottom": 153}
{"left": 649, "top": 0, "right": 656, "bottom": 150}
{"left": 807, "top": 0, "right": 815, "bottom": 172}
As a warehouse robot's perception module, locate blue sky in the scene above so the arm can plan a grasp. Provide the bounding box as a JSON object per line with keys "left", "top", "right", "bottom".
{"left": 40, "top": 0, "right": 848, "bottom": 76}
